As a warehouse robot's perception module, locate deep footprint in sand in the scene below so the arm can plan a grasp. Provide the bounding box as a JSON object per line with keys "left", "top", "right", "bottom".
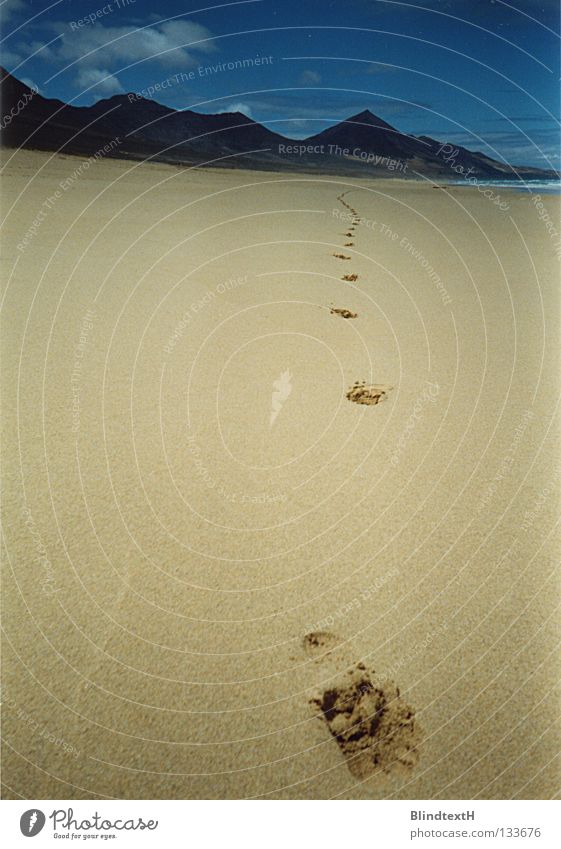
{"left": 346, "top": 382, "right": 393, "bottom": 405}
{"left": 304, "top": 630, "right": 342, "bottom": 657}
{"left": 303, "top": 632, "right": 422, "bottom": 778}
{"left": 330, "top": 307, "right": 358, "bottom": 319}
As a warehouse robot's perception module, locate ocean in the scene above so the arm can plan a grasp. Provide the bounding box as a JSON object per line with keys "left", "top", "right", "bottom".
{"left": 447, "top": 178, "right": 561, "bottom": 195}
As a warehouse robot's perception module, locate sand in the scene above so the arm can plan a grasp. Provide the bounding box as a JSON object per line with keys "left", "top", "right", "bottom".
{"left": 1, "top": 148, "right": 560, "bottom": 799}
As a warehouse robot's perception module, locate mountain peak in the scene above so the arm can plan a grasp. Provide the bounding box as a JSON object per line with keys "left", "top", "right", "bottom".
{"left": 346, "top": 109, "right": 397, "bottom": 131}
{"left": 351, "top": 109, "right": 378, "bottom": 121}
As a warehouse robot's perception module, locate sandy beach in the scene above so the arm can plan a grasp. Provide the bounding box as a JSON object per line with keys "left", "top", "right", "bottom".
{"left": 1, "top": 148, "right": 560, "bottom": 799}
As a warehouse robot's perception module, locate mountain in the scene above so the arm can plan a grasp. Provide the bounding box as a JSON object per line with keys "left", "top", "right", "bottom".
{"left": 307, "top": 108, "right": 428, "bottom": 160}
{"left": 1, "top": 68, "right": 556, "bottom": 180}
{"left": 0, "top": 69, "right": 287, "bottom": 165}
{"left": 84, "top": 94, "right": 288, "bottom": 157}
{"left": 415, "top": 135, "right": 546, "bottom": 179}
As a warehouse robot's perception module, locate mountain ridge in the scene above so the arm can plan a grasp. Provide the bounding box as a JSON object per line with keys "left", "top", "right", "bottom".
{"left": 1, "top": 68, "right": 557, "bottom": 181}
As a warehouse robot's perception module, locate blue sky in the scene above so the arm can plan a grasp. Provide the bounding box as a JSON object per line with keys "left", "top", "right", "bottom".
{"left": 1, "top": 0, "right": 559, "bottom": 168}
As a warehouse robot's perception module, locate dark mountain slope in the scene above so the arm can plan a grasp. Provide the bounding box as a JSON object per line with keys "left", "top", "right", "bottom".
{"left": 1, "top": 69, "right": 556, "bottom": 179}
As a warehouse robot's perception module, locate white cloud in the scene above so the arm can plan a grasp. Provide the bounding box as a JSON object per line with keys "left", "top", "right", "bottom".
{"left": 1, "top": 47, "right": 23, "bottom": 68}
{"left": 20, "top": 76, "right": 39, "bottom": 92}
{"left": 299, "top": 70, "right": 321, "bottom": 85}
{"left": 51, "top": 19, "right": 215, "bottom": 72}
{"left": 18, "top": 17, "right": 217, "bottom": 94}
{"left": 365, "top": 63, "right": 399, "bottom": 75}
{"left": 0, "top": 0, "right": 27, "bottom": 24}
{"left": 76, "top": 67, "right": 124, "bottom": 96}
{"left": 216, "top": 102, "right": 253, "bottom": 118}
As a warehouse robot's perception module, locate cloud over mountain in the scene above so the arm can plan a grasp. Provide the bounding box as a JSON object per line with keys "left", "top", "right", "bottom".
{"left": 17, "top": 16, "right": 217, "bottom": 96}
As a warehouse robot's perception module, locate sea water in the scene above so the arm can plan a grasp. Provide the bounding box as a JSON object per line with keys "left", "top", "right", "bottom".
{"left": 447, "top": 178, "right": 561, "bottom": 195}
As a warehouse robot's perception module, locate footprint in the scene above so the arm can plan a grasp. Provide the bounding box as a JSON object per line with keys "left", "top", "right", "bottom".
{"left": 342, "top": 273, "right": 358, "bottom": 282}
{"left": 304, "top": 630, "right": 343, "bottom": 659}
{"left": 333, "top": 253, "right": 352, "bottom": 260}
{"left": 346, "top": 382, "right": 393, "bottom": 406}
{"left": 303, "top": 632, "right": 422, "bottom": 779}
{"left": 330, "top": 307, "right": 358, "bottom": 319}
